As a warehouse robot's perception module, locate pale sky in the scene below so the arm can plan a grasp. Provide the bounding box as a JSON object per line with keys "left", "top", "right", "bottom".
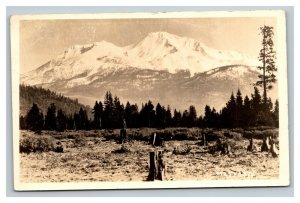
{"left": 19, "top": 17, "right": 277, "bottom": 74}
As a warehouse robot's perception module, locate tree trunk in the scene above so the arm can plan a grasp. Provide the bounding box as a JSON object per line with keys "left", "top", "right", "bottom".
{"left": 148, "top": 151, "right": 156, "bottom": 181}
{"left": 262, "top": 28, "right": 267, "bottom": 104}
{"left": 148, "top": 150, "right": 165, "bottom": 181}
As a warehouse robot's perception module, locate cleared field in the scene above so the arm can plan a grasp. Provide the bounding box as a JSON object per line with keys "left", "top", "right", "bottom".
{"left": 19, "top": 128, "right": 279, "bottom": 183}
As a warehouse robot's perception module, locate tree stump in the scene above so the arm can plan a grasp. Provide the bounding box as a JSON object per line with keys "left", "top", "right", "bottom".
{"left": 216, "top": 138, "right": 230, "bottom": 155}
{"left": 148, "top": 150, "right": 165, "bottom": 181}
{"left": 119, "top": 129, "right": 127, "bottom": 144}
{"left": 202, "top": 133, "right": 207, "bottom": 146}
{"left": 269, "top": 137, "right": 278, "bottom": 158}
{"left": 247, "top": 137, "right": 254, "bottom": 152}
{"left": 261, "top": 136, "right": 270, "bottom": 152}
{"left": 150, "top": 133, "right": 163, "bottom": 147}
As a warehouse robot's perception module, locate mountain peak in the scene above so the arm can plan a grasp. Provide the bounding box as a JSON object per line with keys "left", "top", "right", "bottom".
{"left": 147, "top": 31, "right": 179, "bottom": 39}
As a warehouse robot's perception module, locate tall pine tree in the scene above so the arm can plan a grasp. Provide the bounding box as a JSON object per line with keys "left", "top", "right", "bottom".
{"left": 256, "top": 25, "right": 277, "bottom": 105}
{"left": 25, "top": 103, "right": 44, "bottom": 132}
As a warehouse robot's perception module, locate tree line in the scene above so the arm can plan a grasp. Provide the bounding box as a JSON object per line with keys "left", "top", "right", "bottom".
{"left": 20, "top": 87, "right": 279, "bottom": 132}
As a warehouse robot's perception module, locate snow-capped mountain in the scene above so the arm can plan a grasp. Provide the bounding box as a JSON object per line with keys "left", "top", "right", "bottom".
{"left": 20, "top": 32, "right": 277, "bottom": 114}
{"left": 21, "top": 32, "right": 258, "bottom": 86}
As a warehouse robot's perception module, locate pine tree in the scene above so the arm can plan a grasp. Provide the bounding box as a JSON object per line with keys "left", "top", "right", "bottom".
{"left": 92, "top": 101, "right": 103, "bottom": 129}
{"left": 125, "top": 102, "right": 139, "bottom": 128}
{"left": 256, "top": 25, "right": 277, "bottom": 104}
{"left": 112, "top": 96, "right": 125, "bottom": 128}
{"left": 204, "top": 105, "right": 212, "bottom": 128}
{"left": 25, "top": 103, "right": 44, "bottom": 132}
{"left": 273, "top": 99, "right": 279, "bottom": 127}
{"left": 211, "top": 107, "right": 219, "bottom": 128}
{"left": 140, "top": 100, "right": 155, "bottom": 127}
{"left": 56, "top": 109, "right": 67, "bottom": 132}
{"left": 172, "top": 109, "right": 182, "bottom": 127}
{"left": 103, "top": 91, "right": 114, "bottom": 128}
{"left": 66, "top": 115, "right": 75, "bottom": 130}
{"left": 181, "top": 110, "right": 189, "bottom": 127}
{"left": 188, "top": 105, "right": 197, "bottom": 127}
{"left": 223, "top": 93, "right": 236, "bottom": 128}
{"left": 155, "top": 103, "right": 165, "bottom": 128}
{"left": 78, "top": 108, "right": 89, "bottom": 130}
{"left": 235, "top": 89, "right": 243, "bottom": 127}
{"left": 73, "top": 113, "right": 80, "bottom": 130}
{"left": 165, "top": 106, "right": 172, "bottom": 127}
{"left": 45, "top": 103, "right": 57, "bottom": 131}
{"left": 251, "top": 87, "right": 262, "bottom": 112}
{"left": 242, "top": 95, "right": 252, "bottom": 127}
{"left": 125, "top": 102, "right": 133, "bottom": 127}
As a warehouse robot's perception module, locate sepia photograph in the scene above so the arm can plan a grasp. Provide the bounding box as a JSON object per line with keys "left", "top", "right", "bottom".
{"left": 10, "top": 10, "right": 289, "bottom": 190}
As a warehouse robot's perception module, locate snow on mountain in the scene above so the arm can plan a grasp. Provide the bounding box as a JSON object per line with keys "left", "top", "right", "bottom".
{"left": 21, "top": 31, "right": 259, "bottom": 87}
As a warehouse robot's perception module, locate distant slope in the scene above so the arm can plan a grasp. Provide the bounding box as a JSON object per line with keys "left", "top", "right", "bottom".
{"left": 19, "top": 84, "right": 92, "bottom": 118}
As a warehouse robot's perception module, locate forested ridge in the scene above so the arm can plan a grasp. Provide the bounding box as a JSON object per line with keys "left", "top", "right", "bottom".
{"left": 20, "top": 84, "right": 92, "bottom": 117}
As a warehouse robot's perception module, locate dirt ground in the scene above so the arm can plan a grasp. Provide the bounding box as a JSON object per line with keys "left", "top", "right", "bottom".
{"left": 19, "top": 130, "right": 279, "bottom": 183}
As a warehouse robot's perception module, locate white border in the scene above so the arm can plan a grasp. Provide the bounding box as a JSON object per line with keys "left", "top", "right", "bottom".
{"left": 10, "top": 10, "right": 289, "bottom": 191}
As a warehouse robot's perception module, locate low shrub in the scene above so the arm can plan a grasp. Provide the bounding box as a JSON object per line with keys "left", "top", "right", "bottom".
{"left": 173, "top": 144, "right": 192, "bottom": 155}
{"left": 224, "top": 131, "right": 243, "bottom": 140}
{"left": 243, "top": 129, "right": 278, "bottom": 140}
{"left": 20, "top": 135, "right": 55, "bottom": 153}
{"left": 203, "top": 130, "right": 224, "bottom": 141}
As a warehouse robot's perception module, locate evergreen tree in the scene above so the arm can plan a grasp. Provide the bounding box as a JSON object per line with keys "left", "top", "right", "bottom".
{"left": 256, "top": 25, "right": 277, "bottom": 104}
{"left": 112, "top": 96, "right": 125, "bottom": 128}
{"left": 73, "top": 113, "right": 80, "bottom": 130}
{"left": 79, "top": 108, "right": 90, "bottom": 130}
{"left": 66, "top": 115, "right": 75, "bottom": 130}
{"left": 211, "top": 108, "right": 219, "bottom": 128}
{"left": 125, "top": 102, "right": 139, "bottom": 128}
{"left": 197, "top": 115, "right": 204, "bottom": 127}
{"left": 273, "top": 99, "right": 279, "bottom": 127}
{"left": 251, "top": 87, "right": 262, "bottom": 112}
{"left": 250, "top": 87, "right": 263, "bottom": 126}
{"left": 235, "top": 89, "right": 243, "bottom": 127}
{"left": 92, "top": 101, "right": 103, "bottom": 129}
{"left": 204, "top": 105, "right": 219, "bottom": 128}
{"left": 25, "top": 103, "right": 44, "bottom": 132}
{"left": 56, "top": 109, "right": 67, "bottom": 132}
{"left": 45, "top": 103, "right": 57, "bottom": 131}
{"left": 204, "top": 105, "right": 212, "bottom": 128}
{"left": 140, "top": 100, "right": 155, "bottom": 127}
{"left": 242, "top": 95, "right": 252, "bottom": 127}
{"left": 181, "top": 110, "right": 189, "bottom": 127}
{"left": 125, "top": 102, "right": 133, "bottom": 127}
{"left": 155, "top": 103, "right": 165, "bottom": 128}
{"left": 187, "top": 105, "right": 197, "bottom": 127}
{"left": 220, "top": 93, "right": 236, "bottom": 128}
{"left": 172, "top": 109, "right": 182, "bottom": 127}
{"left": 165, "top": 106, "right": 172, "bottom": 127}
{"left": 103, "top": 91, "right": 114, "bottom": 128}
